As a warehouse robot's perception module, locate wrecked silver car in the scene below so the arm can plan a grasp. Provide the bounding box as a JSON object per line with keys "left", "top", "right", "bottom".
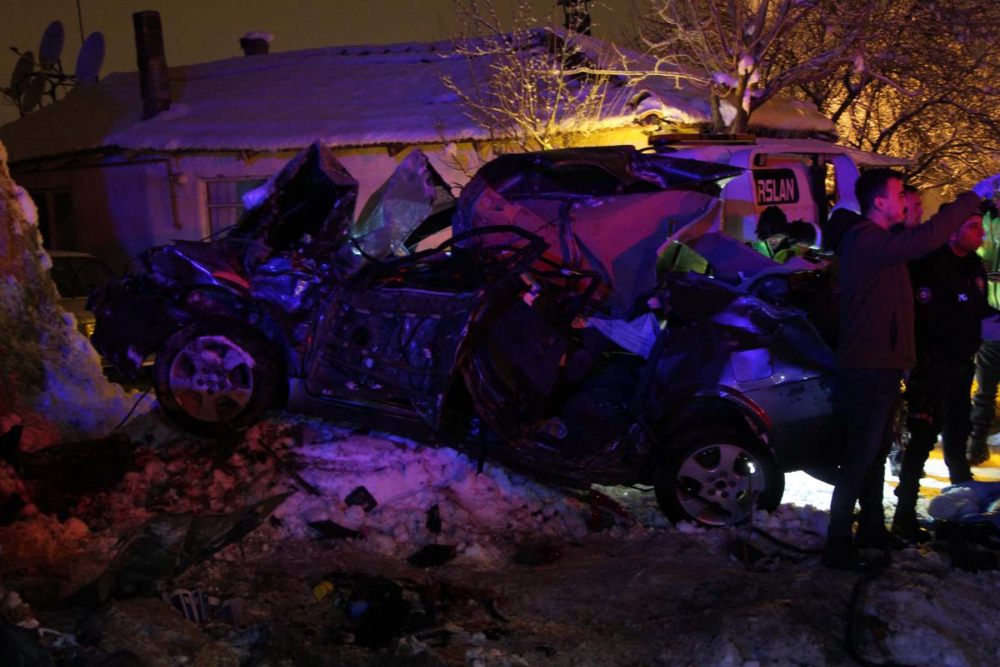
{"left": 89, "top": 143, "right": 838, "bottom": 526}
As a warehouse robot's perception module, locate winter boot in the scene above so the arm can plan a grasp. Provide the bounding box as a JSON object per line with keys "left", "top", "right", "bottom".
{"left": 968, "top": 435, "right": 991, "bottom": 467}
{"left": 891, "top": 506, "right": 932, "bottom": 544}
{"left": 856, "top": 522, "right": 907, "bottom": 551}
{"left": 821, "top": 535, "right": 861, "bottom": 570}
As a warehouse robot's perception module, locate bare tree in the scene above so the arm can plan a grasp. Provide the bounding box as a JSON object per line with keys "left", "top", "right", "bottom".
{"left": 795, "top": 0, "right": 1000, "bottom": 194}
{"left": 441, "top": 0, "right": 614, "bottom": 157}
{"left": 642, "top": 0, "right": 883, "bottom": 133}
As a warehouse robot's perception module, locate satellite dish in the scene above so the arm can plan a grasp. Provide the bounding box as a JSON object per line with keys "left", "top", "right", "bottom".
{"left": 75, "top": 32, "right": 105, "bottom": 83}
{"left": 9, "top": 51, "right": 34, "bottom": 97}
{"left": 38, "top": 21, "right": 65, "bottom": 66}
{"left": 20, "top": 75, "right": 46, "bottom": 114}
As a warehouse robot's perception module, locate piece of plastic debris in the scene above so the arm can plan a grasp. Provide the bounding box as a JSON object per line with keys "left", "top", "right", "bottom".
{"left": 346, "top": 599, "right": 370, "bottom": 619}
{"left": 308, "top": 520, "right": 364, "bottom": 540}
{"left": 167, "top": 589, "right": 220, "bottom": 624}
{"left": 584, "top": 490, "right": 634, "bottom": 532}
{"left": 426, "top": 504, "right": 442, "bottom": 534}
{"left": 313, "top": 581, "right": 335, "bottom": 602}
{"left": 345, "top": 486, "right": 378, "bottom": 513}
{"left": 406, "top": 544, "right": 457, "bottom": 568}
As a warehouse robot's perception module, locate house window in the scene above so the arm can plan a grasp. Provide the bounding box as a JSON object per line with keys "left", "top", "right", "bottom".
{"left": 204, "top": 178, "right": 268, "bottom": 236}
{"left": 27, "top": 188, "right": 75, "bottom": 250}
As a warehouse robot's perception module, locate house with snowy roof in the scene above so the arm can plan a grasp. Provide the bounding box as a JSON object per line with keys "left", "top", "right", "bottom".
{"left": 0, "top": 17, "right": 839, "bottom": 270}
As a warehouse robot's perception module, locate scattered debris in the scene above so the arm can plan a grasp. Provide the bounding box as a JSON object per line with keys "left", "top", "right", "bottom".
{"left": 307, "top": 520, "right": 364, "bottom": 540}
{"left": 321, "top": 572, "right": 437, "bottom": 649}
{"left": 407, "top": 544, "right": 457, "bottom": 568}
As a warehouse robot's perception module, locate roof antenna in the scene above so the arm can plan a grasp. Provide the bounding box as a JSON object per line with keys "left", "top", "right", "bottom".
{"left": 76, "top": 0, "right": 85, "bottom": 43}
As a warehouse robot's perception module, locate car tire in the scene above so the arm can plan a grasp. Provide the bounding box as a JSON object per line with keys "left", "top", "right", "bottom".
{"left": 654, "top": 426, "right": 783, "bottom": 527}
{"left": 154, "top": 319, "right": 281, "bottom": 436}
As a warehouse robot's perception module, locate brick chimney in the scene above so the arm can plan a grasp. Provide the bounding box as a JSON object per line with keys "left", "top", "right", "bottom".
{"left": 133, "top": 10, "right": 170, "bottom": 120}
{"left": 240, "top": 31, "right": 273, "bottom": 56}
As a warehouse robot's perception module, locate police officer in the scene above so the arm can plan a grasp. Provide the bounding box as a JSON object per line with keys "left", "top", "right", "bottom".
{"left": 967, "top": 203, "right": 1000, "bottom": 464}
{"left": 893, "top": 207, "right": 992, "bottom": 541}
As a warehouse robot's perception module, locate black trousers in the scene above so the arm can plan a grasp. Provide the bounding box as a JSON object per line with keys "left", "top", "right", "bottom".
{"left": 896, "top": 360, "right": 976, "bottom": 516}
{"left": 828, "top": 367, "right": 902, "bottom": 540}
{"left": 971, "top": 340, "right": 1000, "bottom": 440}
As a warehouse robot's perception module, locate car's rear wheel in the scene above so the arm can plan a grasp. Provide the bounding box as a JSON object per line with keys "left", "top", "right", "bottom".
{"left": 154, "top": 319, "right": 280, "bottom": 435}
{"left": 655, "top": 426, "right": 783, "bottom": 526}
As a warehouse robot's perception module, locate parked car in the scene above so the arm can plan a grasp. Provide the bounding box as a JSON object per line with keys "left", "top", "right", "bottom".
{"left": 89, "top": 143, "right": 840, "bottom": 526}
{"left": 49, "top": 250, "right": 117, "bottom": 339}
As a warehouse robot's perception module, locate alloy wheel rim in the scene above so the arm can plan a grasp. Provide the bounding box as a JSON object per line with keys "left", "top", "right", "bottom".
{"left": 675, "top": 443, "right": 765, "bottom": 526}
{"left": 168, "top": 335, "right": 254, "bottom": 422}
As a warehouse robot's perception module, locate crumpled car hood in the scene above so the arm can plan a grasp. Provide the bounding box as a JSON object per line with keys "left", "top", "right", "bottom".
{"left": 453, "top": 146, "right": 741, "bottom": 314}
{"left": 228, "top": 140, "right": 360, "bottom": 254}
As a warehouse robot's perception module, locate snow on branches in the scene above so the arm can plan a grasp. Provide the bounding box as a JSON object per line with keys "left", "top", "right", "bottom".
{"left": 642, "top": 0, "right": 880, "bottom": 133}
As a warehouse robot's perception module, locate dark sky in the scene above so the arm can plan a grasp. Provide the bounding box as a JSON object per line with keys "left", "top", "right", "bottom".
{"left": 2, "top": 0, "right": 636, "bottom": 125}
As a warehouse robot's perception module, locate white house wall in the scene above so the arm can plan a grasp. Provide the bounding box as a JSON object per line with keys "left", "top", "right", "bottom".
{"left": 12, "top": 148, "right": 455, "bottom": 271}
{"left": 10, "top": 125, "right": 654, "bottom": 271}
{"left": 14, "top": 161, "right": 176, "bottom": 271}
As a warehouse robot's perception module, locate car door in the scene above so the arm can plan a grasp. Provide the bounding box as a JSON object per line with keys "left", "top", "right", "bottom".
{"left": 304, "top": 283, "right": 486, "bottom": 429}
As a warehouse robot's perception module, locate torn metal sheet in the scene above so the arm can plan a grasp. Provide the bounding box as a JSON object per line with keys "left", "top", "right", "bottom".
{"left": 347, "top": 150, "right": 456, "bottom": 265}
{"left": 64, "top": 493, "right": 292, "bottom": 607}
{"left": 229, "top": 141, "right": 358, "bottom": 253}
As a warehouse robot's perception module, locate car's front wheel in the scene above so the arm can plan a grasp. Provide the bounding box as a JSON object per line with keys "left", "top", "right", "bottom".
{"left": 154, "top": 319, "right": 281, "bottom": 435}
{"left": 655, "top": 426, "right": 783, "bottom": 526}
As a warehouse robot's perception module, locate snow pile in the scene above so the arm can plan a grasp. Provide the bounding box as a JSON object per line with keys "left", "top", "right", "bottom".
{"left": 73, "top": 413, "right": 639, "bottom": 565}
{"left": 0, "top": 459, "right": 29, "bottom": 504}
{"left": 0, "top": 513, "right": 91, "bottom": 573}
{"left": 857, "top": 558, "right": 1000, "bottom": 666}
{"left": 928, "top": 485, "right": 981, "bottom": 520}
{"left": 0, "top": 139, "right": 145, "bottom": 446}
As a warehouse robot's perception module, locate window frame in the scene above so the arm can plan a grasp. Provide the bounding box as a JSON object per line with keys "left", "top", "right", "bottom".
{"left": 201, "top": 177, "right": 269, "bottom": 238}
{"left": 27, "top": 187, "right": 75, "bottom": 250}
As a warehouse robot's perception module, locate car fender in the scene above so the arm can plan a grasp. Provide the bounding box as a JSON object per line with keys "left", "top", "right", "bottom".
{"left": 169, "top": 286, "right": 290, "bottom": 372}
{"left": 92, "top": 282, "right": 288, "bottom": 380}
{"left": 642, "top": 385, "right": 779, "bottom": 480}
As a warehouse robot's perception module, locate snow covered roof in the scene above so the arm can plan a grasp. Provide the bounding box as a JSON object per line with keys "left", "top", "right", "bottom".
{"left": 0, "top": 31, "right": 833, "bottom": 163}
{"left": 753, "top": 138, "right": 912, "bottom": 167}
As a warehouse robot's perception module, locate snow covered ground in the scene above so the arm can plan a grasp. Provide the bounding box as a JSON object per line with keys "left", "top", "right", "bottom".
{"left": 5, "top": 407, "right": 1000, "bottom": 666}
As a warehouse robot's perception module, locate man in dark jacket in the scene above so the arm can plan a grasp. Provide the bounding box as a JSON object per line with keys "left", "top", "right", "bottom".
{"left": 893, "top": 210, "right": 991, "bottom": 542}
{"left": 823, "top": 169, "right": 981, "bottom": 569}
{"left": 967, "top": 204, "right": 1000, "bottom": 465}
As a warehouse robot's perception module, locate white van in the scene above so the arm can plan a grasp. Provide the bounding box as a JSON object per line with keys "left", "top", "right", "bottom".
{"left": 650, "top": 135, "right": 910, "bottom": 248}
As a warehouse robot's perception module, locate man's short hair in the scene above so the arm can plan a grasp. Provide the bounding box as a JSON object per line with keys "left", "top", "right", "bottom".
{"left": 856, "top": 168, "right": 906, "bottom": 215}
{"left": 903, "top": 183, "right": 919, "bottom": 195}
